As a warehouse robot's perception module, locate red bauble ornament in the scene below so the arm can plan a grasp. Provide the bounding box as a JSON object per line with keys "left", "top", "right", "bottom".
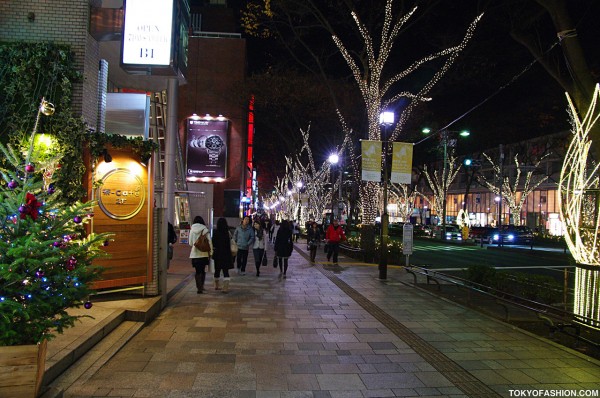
{"left": 25, "top": 164, "right": 35, "bottom": 173}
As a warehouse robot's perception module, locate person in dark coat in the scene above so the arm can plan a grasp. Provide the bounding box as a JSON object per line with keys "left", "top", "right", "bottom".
{"left": 274, "top": 220, "right": 294, "bottom": 278}
{"left": 212, "top": 217, "right": 234, "bottom": 293}
{"left": 307, "top": 222, "right": 322, "bottom": 263}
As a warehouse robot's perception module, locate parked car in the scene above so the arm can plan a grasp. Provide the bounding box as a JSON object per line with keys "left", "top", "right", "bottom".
{"left": 491, "top": 225, "right": 533, "bottom": 244}
{"left": 468, "top": 226, "right": 495, "bottom": 244}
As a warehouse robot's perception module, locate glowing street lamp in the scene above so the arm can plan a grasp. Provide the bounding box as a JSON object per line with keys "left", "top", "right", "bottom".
{"left": 328, "top": 154, "right": 339, "bottom": 223}
{"left": 379, "top": 111, "right": 395, "bottom": 280}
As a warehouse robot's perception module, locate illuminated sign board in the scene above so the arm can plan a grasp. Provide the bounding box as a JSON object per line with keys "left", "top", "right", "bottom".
{"left": 122, "top": 0, "right": 174, "bottom": 66}
{"left": 186, "top": 118, "right": 229, "bottom": 180}
{"left": 97, "top": 168, "right": 146, "bottom": 220}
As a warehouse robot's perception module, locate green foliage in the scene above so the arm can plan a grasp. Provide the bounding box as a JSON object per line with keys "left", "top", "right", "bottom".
{"left": 0, "top": 131, "right": 112, "bottom": 346}
{"left": 0, "top": 41, "right": 157, "bottom": 203}
{"left": 465, "top": 264, "right": 562, "bottom": 305}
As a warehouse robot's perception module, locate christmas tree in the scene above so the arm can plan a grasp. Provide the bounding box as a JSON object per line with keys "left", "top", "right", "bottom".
{"left": 0, "top": 99, "right": 112, "bottom": 346}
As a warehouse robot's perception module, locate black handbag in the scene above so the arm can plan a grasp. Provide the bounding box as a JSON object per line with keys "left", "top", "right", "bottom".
{"left": 262, "top": 252, "right": 268, "bottom": 267}
{"left": 273, "top": 255, "right": 278, "bottom": 268}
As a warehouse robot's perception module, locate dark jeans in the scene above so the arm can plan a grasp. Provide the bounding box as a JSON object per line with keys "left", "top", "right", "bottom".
{"left": 278, "top": 256, "right": 289, "bottom": 274}
{"left": 253, "top": 248, "right": 264, "bottom": 273}
{"left": 327, "top": 242, "right": 340, "bottom": 263}
{"left": 236, "top": 249, "right": 249, "bottom": 272}
{"left": 214, "top": 266, "right": 230, "bottom": 279}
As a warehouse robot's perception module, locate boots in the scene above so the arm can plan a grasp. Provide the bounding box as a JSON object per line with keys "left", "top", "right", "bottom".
{"left": 222, "top": 278, "right": 230, "bottom": 293}
{"left": 214, "top": 278, "right": 221, "bottom": 291}
{"left": 195, "top": 273, "right": 205, "bottom": 294}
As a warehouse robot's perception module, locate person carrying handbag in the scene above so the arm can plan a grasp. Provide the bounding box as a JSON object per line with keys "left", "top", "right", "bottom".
{"left": 212, "top": 217, "right": 234, "bottom": 293}
{"left": 189, "top": 216, "right": 212, "bottom": 294}
{"left": 252, "top": 220, "right": 266, "bottom": 277}
{"left": 307, "top": 221, "right": 322, "bottom": 263}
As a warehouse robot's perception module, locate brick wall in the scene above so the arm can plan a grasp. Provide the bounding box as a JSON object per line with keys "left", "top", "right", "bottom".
{"left": 0, "top": 0, "right": 100, "bottom": 125}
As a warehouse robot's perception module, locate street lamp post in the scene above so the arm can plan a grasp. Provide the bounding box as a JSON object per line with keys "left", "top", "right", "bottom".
{"left": 328, "top": 153, "right": 339, "bottom": 224}
{"left": 379, "top": 111, "right": 394, "bottom": 280}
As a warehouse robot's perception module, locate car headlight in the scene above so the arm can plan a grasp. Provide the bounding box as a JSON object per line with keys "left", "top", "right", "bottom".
{"left": 507, "top": 234, "right": 514, "bottom": 241}
{"left": 493, "top": 234, "right": 499, "bottom": 240}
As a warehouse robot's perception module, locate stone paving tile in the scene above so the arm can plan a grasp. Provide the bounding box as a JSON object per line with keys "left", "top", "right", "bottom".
{"left": 60, "top": 246, "right": 600, "bottom": 397}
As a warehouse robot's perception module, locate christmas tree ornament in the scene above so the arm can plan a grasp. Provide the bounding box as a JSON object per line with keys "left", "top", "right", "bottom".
{"left": 84, "top": 301, "right": 93, "bottom": 309}
{"left": 19, "top": 205, "right": 29, "bottom": 214}
{"left": 66, "top": 263, "right": 75, "bottom": 271}
{"left": 25, "top": 163, "right": 35, "bottom": 173}
{"left": 73, "top": 216, "right": 82, "bottom": 224}
{"left": 103, "top": 239, "right": 110, "bottom": 246}
{"left": 47, "top": 183, "right": 55, "bottom": 194}
{"left": 52, "top": 241, "right": 61, "bottom": 248}
{"left": 69, "top": 257, "right": 77, "bottom": 267}
{"left": 40, "top": 99, "right": 55, "bottom": 116}
{"left": 35, "top": 270, "right": 44, "bottom": 278}
{"left": 7, "top": 180, "right": 17, "bottom": 189}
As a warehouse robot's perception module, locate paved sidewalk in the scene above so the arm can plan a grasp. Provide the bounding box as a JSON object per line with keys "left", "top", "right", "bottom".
{"left": 54, "top": 241, "right": 599, "bottom": 397}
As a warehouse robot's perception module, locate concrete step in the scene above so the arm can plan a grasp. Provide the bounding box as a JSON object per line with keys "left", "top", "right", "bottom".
{"left": 41, "top": 320, "right": 145, "bottom": 397}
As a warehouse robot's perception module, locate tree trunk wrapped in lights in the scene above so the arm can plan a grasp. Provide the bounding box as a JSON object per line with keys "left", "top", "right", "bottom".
{"left": 422, "top": 155, "right": 461, "bottom": 225}
{"left": 330, "top": 1, "right": 481, "bottom": 224}
{"left": 389, "top": 183, "right": 419, "bottom": 222}
{"left": 559, "top": 83, "right": 600, "bottom": 327}
{"left": 479, "top": 153, "right": 549, "bottom": 226}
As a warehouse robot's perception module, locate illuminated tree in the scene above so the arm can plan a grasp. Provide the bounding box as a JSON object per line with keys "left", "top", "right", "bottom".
{"left": 389, "top": 183, "right": 418, "bottom": 222}
{"left": 422, "top": 155, "right": 461, "bottom": 224}
{"left": 243, "top": 0, "right": 482, "bottom": 224}
{"left": 478, "top": 153, "right": 549, "bottom": 226}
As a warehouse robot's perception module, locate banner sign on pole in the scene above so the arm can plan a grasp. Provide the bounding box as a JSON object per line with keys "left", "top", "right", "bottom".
{"left": 391, "top": 142, "right": 413, "bottom": 184}
{"left": 361, "top": 140, "right": 382, "bottom": 182}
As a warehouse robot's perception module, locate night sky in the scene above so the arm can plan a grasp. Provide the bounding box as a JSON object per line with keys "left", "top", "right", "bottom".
{"left": 193, "top": 1, "right": 600, "bottom": 191}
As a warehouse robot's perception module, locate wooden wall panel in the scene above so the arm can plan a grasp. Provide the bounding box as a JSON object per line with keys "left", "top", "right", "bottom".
{"left": 87, "top": 145, "right": 154, "bottom": 290}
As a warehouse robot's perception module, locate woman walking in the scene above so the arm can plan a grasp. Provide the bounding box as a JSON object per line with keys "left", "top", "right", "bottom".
{"left": 252, "top": 220, "right": 266, "bottom": 276}
{"left": 274, "top": 220, "right": 294, "bottom": 279}
{"left": 212, "top": 217, "right": 234, "bottom": 293}
{"left": 189, "top": 216, "right": 212, "bottom": 294}
{"left": 307, "top": 221, "right": 322, "bottom": 263}
{"left": 233, "top": 216, "right": 255, "bottom": 275}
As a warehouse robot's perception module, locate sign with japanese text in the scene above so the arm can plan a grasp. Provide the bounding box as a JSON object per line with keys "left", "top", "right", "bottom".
{"left": 391, "top": 142, "right": 413, "bottom": 184}
{"left": 361, "top": 140, "right": 382, "bottom": 182}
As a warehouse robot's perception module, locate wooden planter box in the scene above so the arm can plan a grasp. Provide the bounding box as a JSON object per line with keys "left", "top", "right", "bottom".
{"left": 0, "top": 340, "right": 47, "bottom": 397}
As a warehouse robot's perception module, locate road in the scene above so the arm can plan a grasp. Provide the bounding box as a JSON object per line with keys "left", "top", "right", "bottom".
{"left": 403, "top": 239, "right": 573, "bottom": 282}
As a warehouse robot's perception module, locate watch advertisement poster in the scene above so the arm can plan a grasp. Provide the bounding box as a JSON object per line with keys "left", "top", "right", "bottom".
{"left": 186, "top": 118, "right": 228, "bottom": 180}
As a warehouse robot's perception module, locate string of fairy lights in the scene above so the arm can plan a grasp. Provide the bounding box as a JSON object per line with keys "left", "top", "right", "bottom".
{"left": 478, "top": 153, "right": 549, "bottom": 227}
{"left": 330, "top": 0, "right": 482, "bottom": 223}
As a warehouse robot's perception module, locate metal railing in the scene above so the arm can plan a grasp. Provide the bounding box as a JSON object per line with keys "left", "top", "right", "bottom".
{"left": 404, "top": 265, "right": 599, "bottom": 349}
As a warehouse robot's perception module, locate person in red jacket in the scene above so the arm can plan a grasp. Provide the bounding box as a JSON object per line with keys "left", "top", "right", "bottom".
{"left": 325, "top": 219, "right": 346, "bottom": 265}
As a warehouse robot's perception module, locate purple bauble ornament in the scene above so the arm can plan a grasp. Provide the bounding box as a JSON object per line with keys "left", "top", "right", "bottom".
{"left": 8, "top": 180, "right": 17, "bottom": 189}
{"left": 84, "top": 301, "right": 93, "bottom": 309}
{"left": 47, "top": 186, "right": 55, "bottom": 194}
{"left": 66, "top": 263, "right": 75, "bottom": 271}
{"left": 18, "top": 205, "right": 29, "bottom": 214}
{"left": 103, "top": 240, "right": 110, "bottom": 246}
{"left": 35, "top": 270, "right": 44, "bottom": 278}
{"left": 25, "top": 164, "right": 35, "bottom": 173}
{"left": 53, "top": 241, "right": 61, "bottom": 248}
{"left": 73, "top": 216, "right": 82, "bottom": 224}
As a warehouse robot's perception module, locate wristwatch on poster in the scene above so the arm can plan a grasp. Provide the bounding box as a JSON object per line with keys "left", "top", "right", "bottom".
{"left": 205, "top": 135, "right": 224, "bottom": 164}
{"left": 190, "top": 135, "right": 206, "bottom": 149}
